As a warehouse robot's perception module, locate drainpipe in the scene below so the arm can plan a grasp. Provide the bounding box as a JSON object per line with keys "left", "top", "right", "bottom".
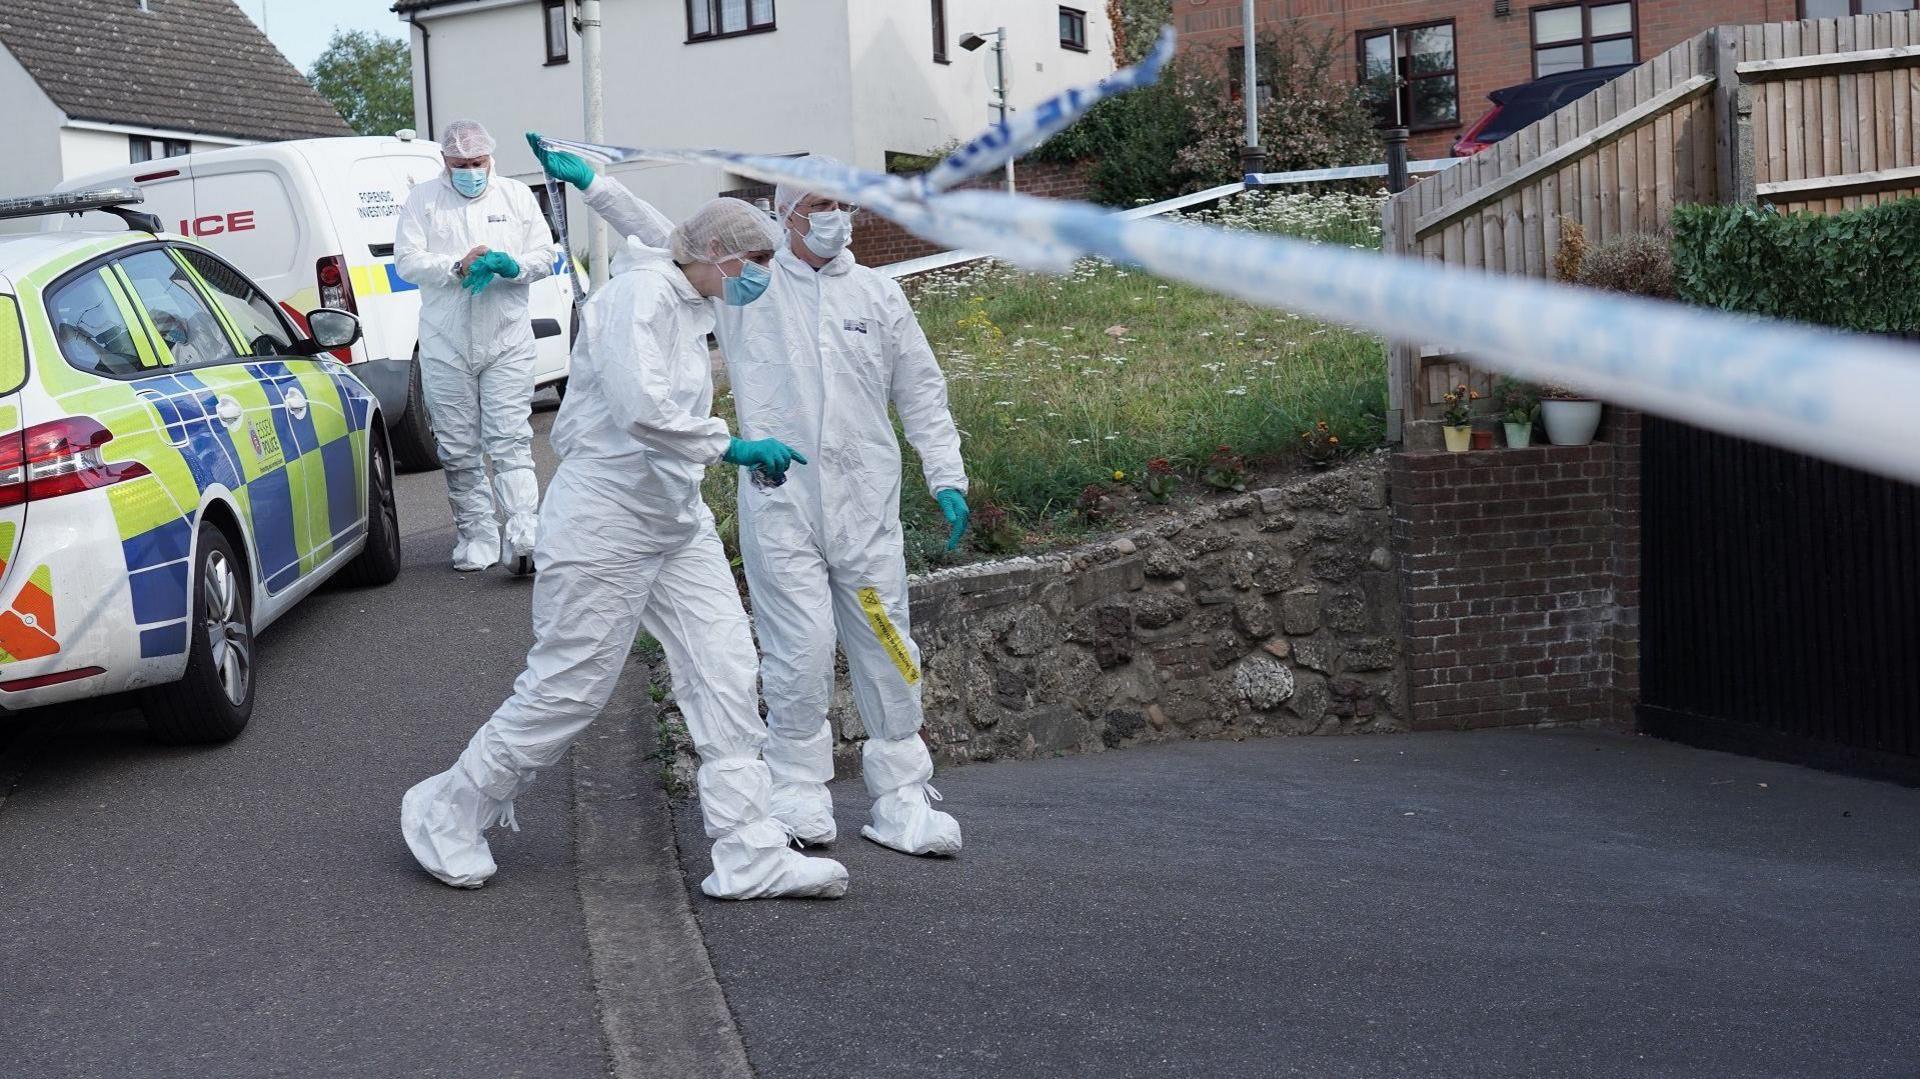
{"left": 408, "top": 11, "right": 435, "bottom": 140}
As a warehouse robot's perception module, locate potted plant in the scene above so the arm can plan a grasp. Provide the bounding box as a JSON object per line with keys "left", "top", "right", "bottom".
{"left": 1540, "top": 384, "right": 1602, "bottom": 446}
{"left": 1494, "top": 377, "right": 1539, "bottom": 448}
{"left": 1439, "top": 383, "right": 1478, "bottom": 452}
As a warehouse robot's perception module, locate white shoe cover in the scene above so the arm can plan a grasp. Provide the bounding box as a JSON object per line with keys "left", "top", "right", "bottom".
{"left": 698, "top": 757, "right": 847, "bottom": 900}
{"left": 504, "top": 515, "right": 538, "bottom": 576}
{"left": 861, "top": 782, "right": 962, "bottom": 857}
{"left": 452, "top": 530, "right": 500, "bottom": 572}
{"left": 860, "top": 735, "right": 961, "bottom": 856}
{"left": 701, "top": 818, "right": 850, "bottom": 900}
{"left": 401, "top": 768, "right": 518, "bottom": 888}
{"left": 770, "top": 781, "right": 837, "bottom": 846}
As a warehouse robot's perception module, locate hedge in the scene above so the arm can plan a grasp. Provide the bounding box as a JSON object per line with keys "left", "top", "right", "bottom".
{"left": 1669, "top": 197, "right": 1920, "bottom": 334}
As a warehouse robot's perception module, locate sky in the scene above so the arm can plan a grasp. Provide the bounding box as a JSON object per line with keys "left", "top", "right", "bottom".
{"left": 239, "top": 0, "right": 408, "bottom": 76}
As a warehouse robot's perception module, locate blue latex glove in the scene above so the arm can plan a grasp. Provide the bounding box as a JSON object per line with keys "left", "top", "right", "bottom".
{"left": 936, "top": 488, "right": 970, "bottom": 550}
{"left": 461, "top": 250, "right": 521, "bottom": 294}
{"left": 526, "top": 132, "right": 595, "bottom": 190}
{"left": 723, "top": 437, "right": 807, "bottom": 478}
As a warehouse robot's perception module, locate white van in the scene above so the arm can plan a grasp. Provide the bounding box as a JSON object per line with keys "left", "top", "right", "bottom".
{"left": 53, "top": 134, "right": 574, "bottom": 470}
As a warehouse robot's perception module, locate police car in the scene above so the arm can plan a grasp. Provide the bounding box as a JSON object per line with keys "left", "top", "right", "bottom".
{"left": 0, "top": 188, "right": 400, "bottom": 742}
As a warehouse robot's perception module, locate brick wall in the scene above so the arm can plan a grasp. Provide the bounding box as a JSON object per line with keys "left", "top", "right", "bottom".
{"left": 1177, "top": 0, "right": 1796, "bottom": 159}
{"left": 1390, "top": 417, "right": 1641, "bottom": 731}
{"left": 850, "top": 159, "right": 1094, "bottom": 267}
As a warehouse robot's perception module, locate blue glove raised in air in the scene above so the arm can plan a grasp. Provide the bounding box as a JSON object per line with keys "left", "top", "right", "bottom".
{"left": 461, "top": 250, "right": 521, "bottom": 294}
{"left": 724, "top": 436, "right": 808, "bottom": 479}
{"left": 526, "top": 132, "right": 595, "bottom": 190}
{"left": 935, "top": 487, "right": 970, "bottom": 551}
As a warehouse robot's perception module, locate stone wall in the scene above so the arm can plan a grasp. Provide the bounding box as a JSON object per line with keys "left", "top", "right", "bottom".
{"left": 818, "top": 459, "right": 1405, "bottom": 773}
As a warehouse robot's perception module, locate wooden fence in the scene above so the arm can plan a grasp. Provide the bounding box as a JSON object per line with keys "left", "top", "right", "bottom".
{"left": 1382, "top": 11, "right": 1920, "bottom": 438}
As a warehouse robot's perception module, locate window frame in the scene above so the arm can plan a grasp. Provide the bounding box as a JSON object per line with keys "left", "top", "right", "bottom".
{"left": 543, "top": 0, "right": 570, "bottom": 65}
{"left": 1355, "top": 20, "right": 1461, "bottom": 133}
{"left": 1225, "top": 45, "right": 1273, "bottom": 105}
{"left": 1529, "top": 1, "right": 1638, "bottom": 80}
{"left": 685, "top": 0, "right": 776, "bottom": 44}
{"left": 1798, "top": 0, "right": 1917, "bottom": 15}
{"left": 932, "top": 0, "right": 949, "bottom": 64}
{"left": 1059, "top": 6, "right": 1088, "bottom": 52}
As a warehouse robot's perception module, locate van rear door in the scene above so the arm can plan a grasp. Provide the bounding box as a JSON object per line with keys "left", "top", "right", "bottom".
{"left": 186, "top": 154, "right": 313, "bottom": 334}
{"left": 335, "top": 151, "right": 442, "bottom": 369}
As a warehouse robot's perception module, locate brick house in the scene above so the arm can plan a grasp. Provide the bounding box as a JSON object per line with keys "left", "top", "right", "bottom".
{"left": 1170, "top": 1, "right": 1893, "bottom": 159}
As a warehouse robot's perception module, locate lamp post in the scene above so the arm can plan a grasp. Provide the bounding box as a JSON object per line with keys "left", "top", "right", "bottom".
{"left": 1239, "top": 0, "right": 1264, "bottom": 176}
{"left": 960, "top": 27, "right": 1015, "bottom": 194}
{"left": 580, "top": 0, "right": 607, "bottom": 287}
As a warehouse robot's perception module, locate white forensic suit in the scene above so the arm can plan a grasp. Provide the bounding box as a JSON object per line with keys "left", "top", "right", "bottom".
{"left": 401, "top": 236, "right": 848, "bottom": 899}
{"left": 394, "top": 172, "right": 560, "bottom": 571}
{"left": 582, "top": 179, "right": 967, "bottom": 855}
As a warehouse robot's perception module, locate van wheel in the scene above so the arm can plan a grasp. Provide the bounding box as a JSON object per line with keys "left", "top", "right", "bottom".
{"left": 142, "top": 523, "right": 254, "bottom": 744}
{"left": 392, "top": 355, "right": 441, "bottom": 473}
{"left": 552, "top": 377, "right": 567, "bottom": 402}
{"left": 340, "top": 432, "right": 402, "bottom": 587}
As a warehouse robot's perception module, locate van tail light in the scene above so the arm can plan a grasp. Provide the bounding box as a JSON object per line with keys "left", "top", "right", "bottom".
{"left": 316, "top": 254, "right": 357, "bottom": 314}
{"left": 0, "top": 418, "right": 152, "bottom": 507}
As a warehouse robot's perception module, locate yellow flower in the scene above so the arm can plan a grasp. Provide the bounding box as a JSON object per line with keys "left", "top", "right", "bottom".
{"left": 1112, "top": 470, "right": 1127, "bottom": 482}
{"left": 1328, "top": 436, "right": 1340, "bottom": 445}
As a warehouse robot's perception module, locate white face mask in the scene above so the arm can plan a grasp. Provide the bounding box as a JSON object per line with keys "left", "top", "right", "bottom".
{"left": 799, "top": 209, "right": 853, "bottom": 258}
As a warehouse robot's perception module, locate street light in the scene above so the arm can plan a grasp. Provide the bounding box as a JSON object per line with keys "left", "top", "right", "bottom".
{"left": 959, "top": 26, "right": 1015, "bottom": 193}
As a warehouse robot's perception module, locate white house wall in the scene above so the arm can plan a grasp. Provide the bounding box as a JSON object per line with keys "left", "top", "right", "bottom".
{"left": 844, "top": 0, "right": 1116, "bottom": 172}
{"left": 0, "top": 44, "right": 67, "bottom": 233}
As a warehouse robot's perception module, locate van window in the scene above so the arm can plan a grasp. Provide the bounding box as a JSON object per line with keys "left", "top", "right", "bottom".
{"left": 48, "top": 269, "right": 150, "bottom": 377}
{"left": 117, "top": 249, "right": 239, "bottom": 369}
{"left": 173, "top": 248, "right": 297, "bottom": 357}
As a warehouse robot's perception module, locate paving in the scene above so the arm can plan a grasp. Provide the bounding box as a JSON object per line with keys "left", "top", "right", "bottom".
{"left": 674, "top": 728, "right": 1920, "bottom": 1079}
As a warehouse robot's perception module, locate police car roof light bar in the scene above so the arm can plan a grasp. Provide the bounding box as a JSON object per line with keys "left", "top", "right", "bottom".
{"left": 0, "top": 188, "right": 163, "bottom": 233}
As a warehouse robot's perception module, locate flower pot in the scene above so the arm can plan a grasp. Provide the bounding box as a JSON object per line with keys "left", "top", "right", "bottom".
{"left": 1504, "top": 421, "right": 1534, "bottom": 448}
{"left": 1442, "top": 424, "right": 1472, "bottom": 453}
{"left": 1470, "top": 429, "right": 1495, "bottom": 451}
{"left": 1541, "top": 399, "right": 1602, "bottom": 446}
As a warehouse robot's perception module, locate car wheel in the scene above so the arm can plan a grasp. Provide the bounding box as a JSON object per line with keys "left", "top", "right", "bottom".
{"left": 391, "top": 354, "right": 441, "bottom": 473}
{"left": 141, "top": 523, "right": 255, "bottom": 744}
{"left": 340, "top": 431, "right": 402, "bottom": 587}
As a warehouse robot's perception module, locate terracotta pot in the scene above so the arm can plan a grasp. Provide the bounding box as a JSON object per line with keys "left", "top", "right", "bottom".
{"left": 1442, "top": 425, "right": 1472, "bottom": 453}
{"left": 1470, "top": 429, "right": 1495, "bottom": 451}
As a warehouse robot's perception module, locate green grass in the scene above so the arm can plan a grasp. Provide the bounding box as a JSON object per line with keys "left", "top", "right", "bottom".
{"left": 700, "top": 189, "right": 1391, "bottom": 572}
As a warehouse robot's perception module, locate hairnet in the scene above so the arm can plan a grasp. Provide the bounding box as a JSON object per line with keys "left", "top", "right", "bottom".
{"left": 774, "top": 154, "right": 848, "bottom": 220}
{"left": 670, "top": 198, "right": 782, "bottom": 265}
{"left": 440, "top": 119, "right": 496, "bottom": 158}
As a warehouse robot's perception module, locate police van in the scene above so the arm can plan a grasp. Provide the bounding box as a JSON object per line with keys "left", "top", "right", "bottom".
{"left": 53, "top": 134, "right": 575, "bottom": 471}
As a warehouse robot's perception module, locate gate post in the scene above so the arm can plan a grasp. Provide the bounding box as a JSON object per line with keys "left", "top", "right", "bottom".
{"left": 1713, "top": 25, "right": 1757, "bottom": 205}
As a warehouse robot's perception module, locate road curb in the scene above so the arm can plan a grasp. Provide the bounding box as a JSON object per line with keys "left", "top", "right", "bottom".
{"left": 572, "top": 660, "right": 752, "bottom": 1079}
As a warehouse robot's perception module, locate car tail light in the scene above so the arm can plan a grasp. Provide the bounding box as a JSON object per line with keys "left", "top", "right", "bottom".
{"left": 0, "top": 666, "right": 104, "bottom": 692}
{"left": 0, "top": 417, "right": 152, "bottom": 507}
{"left": 317, "top": 254, "right": 357, "bottom": 314}
{"left": 1452, "top": 106, "right": 1502, "bottom": 157}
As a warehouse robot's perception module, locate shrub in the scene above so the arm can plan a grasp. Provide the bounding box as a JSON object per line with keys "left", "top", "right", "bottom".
{"left": 1670, "top": 198, "right": 1920, "bottom": 333}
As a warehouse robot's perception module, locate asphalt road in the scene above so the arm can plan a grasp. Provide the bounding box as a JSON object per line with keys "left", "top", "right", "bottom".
{"left": 675, "top": 729, "right": 1920, "bottom": 1079}
{"left": 0, "top": 402, "right": 616, "bottom": 1079}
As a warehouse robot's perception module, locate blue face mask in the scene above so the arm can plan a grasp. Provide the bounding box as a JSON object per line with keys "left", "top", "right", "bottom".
{"left": 450, "top": 166, "right": 489, "bottom": 198}
{"left": 721, "top": 260, "right": 772, "bottom": 306}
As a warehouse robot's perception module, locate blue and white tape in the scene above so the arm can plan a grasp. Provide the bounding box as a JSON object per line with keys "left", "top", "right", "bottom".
{"left": 535, "top": 30, "right": 1920, "bottom": 485}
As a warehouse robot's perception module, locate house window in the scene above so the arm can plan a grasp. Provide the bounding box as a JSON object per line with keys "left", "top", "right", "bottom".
{"left": 686, "top": 0, "right": 775, "bottom": 42}
{"left": 932, "top": 0, "right": 948, "bottom": 63}
{"left": 544, "top": 0, "right": 569, "bottom": 65}
{"left": 1059, "top": 6, "right": 1087, "bottom": 51}
{"left": 1357, "top": 22, "right": 1458, "bottom": 131}
{"left": 129, "top": 136, "right": 191, "bottom": 164}
{"left": 1531, "top": 2, "right": 1636, "bottom": 78}
{"left": 1801, "top": 0, "right": 1916, "bottom": 13}
{"left": 1225, "top": 46, "right": 1272, "bottom": 105}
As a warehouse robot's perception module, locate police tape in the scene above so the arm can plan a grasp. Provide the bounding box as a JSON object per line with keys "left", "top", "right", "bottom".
{"left": 535, "top": 34, "right": 1920, "bottom": 486}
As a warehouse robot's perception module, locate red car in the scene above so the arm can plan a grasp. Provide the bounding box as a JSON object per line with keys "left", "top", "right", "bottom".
{"left": 1452, "top": 65, "right": 1636, "bottom": 156}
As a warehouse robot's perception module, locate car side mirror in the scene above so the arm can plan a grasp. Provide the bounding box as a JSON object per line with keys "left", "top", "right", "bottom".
{"left": 301, "top": 308, "right": 362, "bottom": 353}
